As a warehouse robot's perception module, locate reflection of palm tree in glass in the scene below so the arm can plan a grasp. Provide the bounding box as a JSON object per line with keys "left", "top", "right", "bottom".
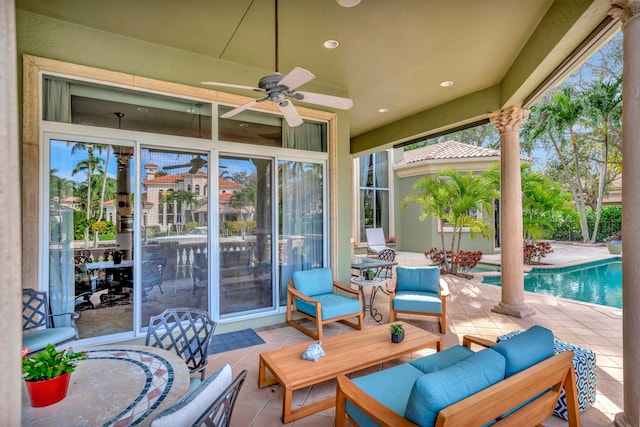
{"left": 70, "top": 145, "right": 104, "bottom": 221}
{"left": 158, "top": 190, "right": 175, "bottom": 231}
{"left": 173, "top": 190, "right": 197, "bottom": 229}
{"left": 231, "top": 186, "right": 256, "bottom": 222}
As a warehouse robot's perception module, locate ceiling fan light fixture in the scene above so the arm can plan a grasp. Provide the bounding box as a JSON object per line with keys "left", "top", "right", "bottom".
{"left": 337, "top": 0, "right": 361, "bottom": 7}
{"left": 324, "top": 39, "right": 339, "bottom": 49}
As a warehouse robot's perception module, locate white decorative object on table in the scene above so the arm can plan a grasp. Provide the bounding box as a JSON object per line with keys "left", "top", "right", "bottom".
{"left": 302, "top": 341, "right": 325, "bottom": 362}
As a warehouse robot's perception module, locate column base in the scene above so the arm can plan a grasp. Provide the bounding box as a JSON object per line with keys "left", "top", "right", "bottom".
{"left": 491, "top": 301, "right": 536, "bottom": 318}
{"left": 613, "top": 413, "right": 633, "bottom": 427}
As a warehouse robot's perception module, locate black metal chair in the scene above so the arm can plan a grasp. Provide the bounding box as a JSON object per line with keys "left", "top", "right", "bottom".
{"left": 375, "top": 248, "right": 397, "bottom": 280}
{"left": 22, "top": 288, "right": 79, "bottom": 354}
{"left": 141, "top": 251, "right": 168, "bottom": 296}
{"left": 150, "top": 364, "right": 247, "bottom": 427}
{"left": 145, "top": 308, "right": 217, "bottom": 384}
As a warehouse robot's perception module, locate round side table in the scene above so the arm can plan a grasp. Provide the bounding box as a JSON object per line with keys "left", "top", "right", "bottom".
{"left": 350, "top": 276, "right": 386, "bottom": 322}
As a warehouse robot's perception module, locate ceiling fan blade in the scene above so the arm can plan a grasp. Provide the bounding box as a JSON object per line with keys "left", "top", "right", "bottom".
{"left": 296, "top": 91, "right": 354, "bottom": 110}
{"left": 201, "top": 81, "right": 265, "bottom": 93}
{"left": 163, "top": 163, "right": 191, "bottom": 170}
{"left": 279, "top": 67, "right": 315, "bottom": 91}
{"left": 220, "top": 99, "right": 262, "bottom": 119}
{"left": 278, "top": 101, "right": 303, "bottom": 127}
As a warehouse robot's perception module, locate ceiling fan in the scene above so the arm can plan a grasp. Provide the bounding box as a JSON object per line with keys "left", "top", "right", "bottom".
{"left": 201, "top": 0, "right": 353, "bottom": 128}
{"left": 163, "top": 155, "right": 208, "bottom": 174}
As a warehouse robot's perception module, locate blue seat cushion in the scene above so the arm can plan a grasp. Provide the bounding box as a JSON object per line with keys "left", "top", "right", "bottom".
{"left": 347, "top": 363, "right": 425, "bottom": 427}
{"left": 410, "top": 345, "right": 474, "bottom": 374}
{"left": 393, "top": 291, "right": 442, "bottom": 314}
{"left": 404, "top": 348, "right": 506, "bottom": 427}
{"left": 292, "top": 268, "right": 333, "bottom": 296}
{"left": 22, "top": 327, "right": 76, "bottom": 353}
{"left": 492, "top": 326, "right": 554, "bottom": 377}
{"left": 295, "top": 293, "right": 361, "bottom": 320}
{"left": 396, "top": 266, "right": 441, "bottom": 293}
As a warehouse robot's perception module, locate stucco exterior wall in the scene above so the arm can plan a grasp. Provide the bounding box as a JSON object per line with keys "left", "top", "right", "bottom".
{"left": 393, "top": 172, "right": 496, "bottom": 256}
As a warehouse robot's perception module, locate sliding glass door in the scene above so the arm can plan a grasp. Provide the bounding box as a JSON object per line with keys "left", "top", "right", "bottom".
{"left": 278, "top": 159, "right": 325, "bottom": 304}
{"left": 139, "top": 149, "right": 210, "bottom": 325}
{"left": 48, "top": 137, "right": 135, "bottom": 339}
{"left": 219, "top": 155, "right": 274, "bottom": 316}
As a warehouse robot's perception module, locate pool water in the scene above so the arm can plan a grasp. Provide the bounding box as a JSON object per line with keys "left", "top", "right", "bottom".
{"left": 479, "top": 258, "right": 622, "bottom": 308}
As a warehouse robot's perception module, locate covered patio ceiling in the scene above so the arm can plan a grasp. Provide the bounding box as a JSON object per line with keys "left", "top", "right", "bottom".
{"left": 16, "top": 0, "right": 616, "bottom": 152}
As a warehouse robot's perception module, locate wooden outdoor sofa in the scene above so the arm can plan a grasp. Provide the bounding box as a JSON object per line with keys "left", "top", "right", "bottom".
{"left": 336, "top": 326, "right": 580, "bottom": 427}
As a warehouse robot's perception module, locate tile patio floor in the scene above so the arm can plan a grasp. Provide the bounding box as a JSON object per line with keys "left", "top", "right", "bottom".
{"left": 208, "top": 243, "right": 622, "bottom": 427}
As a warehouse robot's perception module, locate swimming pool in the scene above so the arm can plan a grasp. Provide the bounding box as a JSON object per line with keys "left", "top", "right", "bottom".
{"left": 479, "top": 258, "right": 622, "bottom": 308}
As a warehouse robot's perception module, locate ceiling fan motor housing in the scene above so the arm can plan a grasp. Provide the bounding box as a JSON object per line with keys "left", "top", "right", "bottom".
{"left": 259, "top": 74, "right": 289, "bottom": 102}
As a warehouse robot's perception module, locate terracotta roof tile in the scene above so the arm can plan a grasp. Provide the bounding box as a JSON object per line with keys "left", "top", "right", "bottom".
{"left": 402, "top": 141, "right": 500, "bottom": 164}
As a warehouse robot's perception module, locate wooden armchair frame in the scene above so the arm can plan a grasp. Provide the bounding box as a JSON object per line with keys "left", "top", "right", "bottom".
{"left": 286, "top": 279, "right": 363, "bottom": 340}
{"left": 336, "top": 334, "right": 581, "bottom": 427}
{"left": 389, "top": 279, "right": 449, "bottom": 334}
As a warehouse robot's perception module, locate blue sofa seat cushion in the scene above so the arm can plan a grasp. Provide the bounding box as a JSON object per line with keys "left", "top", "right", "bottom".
{"left": 295, "top": 293, "right": 361, "bottom": 320}
{"left": 410, "top": 345, "right": 474, "bottom": 374}
{"left": 393, "top": 291, "right": 442, "bottom": 314}
{"left": 291, "top": 268, "right": 333, "bottom": 296}
{"left": 396, "top": 266, "right": 441, "bottom": 294}
{"left": 404, "top": 348, "right": 506, "bottom": 427}
{"left": 23, "top": 327, "right": 77, "bottom": 353}
{"left": 492, "top": 325, "right": 554, "bottom": 377}
{"left": 347, "top": 363, "right": 425, "bottom": 427}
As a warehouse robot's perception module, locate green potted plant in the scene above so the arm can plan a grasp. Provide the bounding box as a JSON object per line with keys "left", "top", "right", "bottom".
{"left": 22, "top": 344, "right": 87, "bottom": 407}
{"left": 364, "top": 268, "right": 375, "bottom": 281}
{"left": 390, "top": 323, "right": 404, "bottom": 343}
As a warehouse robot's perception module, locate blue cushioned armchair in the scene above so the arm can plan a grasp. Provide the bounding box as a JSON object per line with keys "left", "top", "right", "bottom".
{"left": 389, "top": 266, "right": 449, "bottom": 333}
{"left": 287, "top": 268, "right": 364, "bottom": 340}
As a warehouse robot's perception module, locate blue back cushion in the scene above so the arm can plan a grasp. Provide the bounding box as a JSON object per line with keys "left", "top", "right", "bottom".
{"left": 404, "top": 348, "right": 506, "bottom": 427}
{"left": 492, "top": 326, "right": 554, "bottom": 377}
{"left": 396, "top": 266, "right": 440, "bottom": 293}
{"left": 291, "top": 268, "right": 333, "bottom": 296}
{"left": 410, "top": 345, "right": 474, "bottom": 374}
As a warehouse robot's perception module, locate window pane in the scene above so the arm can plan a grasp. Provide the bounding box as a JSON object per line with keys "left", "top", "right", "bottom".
{"left": 220, "top": 156, "right": 274, "bottom": 315}
{"left": 141, "top": 149, "right": 209, "bottom": 325}
{"left": 43, "top": 76, "right": 212, "bottom": 139}
{"left": 218, "top": 106, "right": 327, "bottom": 152}
{"left": 279, "top": 160, "right": 325, "bottom": 305}
{"left": 50, "top": 139, "right": 134, "bottom": 338}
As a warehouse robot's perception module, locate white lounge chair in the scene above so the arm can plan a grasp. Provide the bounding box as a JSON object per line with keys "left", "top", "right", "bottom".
{"left": 365, "top": 228, "right": 395, "bottom": 256}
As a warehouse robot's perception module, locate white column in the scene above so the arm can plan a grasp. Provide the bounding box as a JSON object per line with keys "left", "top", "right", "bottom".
{"left": 0, "top": 0, "right": 23, "bottom": 424}
{"left": 611, "top": 2, "right": 640, "bottom": 426}
{"left": 488, "top": 107, "right": 535, "bottom": 318}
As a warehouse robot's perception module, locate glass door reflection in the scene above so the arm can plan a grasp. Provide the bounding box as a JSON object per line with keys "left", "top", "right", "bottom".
{"left": 219, "top": 155, "right": 273, "bottom": 315}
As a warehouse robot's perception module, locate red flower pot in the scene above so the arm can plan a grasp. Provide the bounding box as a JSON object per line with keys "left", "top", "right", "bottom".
{"left": 25, "top": 372, "right": 71, "bottom": 407}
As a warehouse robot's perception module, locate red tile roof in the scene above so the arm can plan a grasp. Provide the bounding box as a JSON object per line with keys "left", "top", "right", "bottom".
{"left": 402, "top": 141, "right": 500, "bottom": 164}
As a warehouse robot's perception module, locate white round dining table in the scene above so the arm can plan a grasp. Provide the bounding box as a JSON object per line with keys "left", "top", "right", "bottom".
{"left": 22, "top": 344, "right": 190, "bottom": 426}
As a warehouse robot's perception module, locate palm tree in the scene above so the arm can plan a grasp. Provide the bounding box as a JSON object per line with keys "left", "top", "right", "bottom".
{"left": 485, "top": 164, "right": 576, "bottom": 241}
{"left": 582, "top": 77, "right": 622, "bottom": 242}
{"left": 401, "top": 167, "right": 498, "bottom": 271}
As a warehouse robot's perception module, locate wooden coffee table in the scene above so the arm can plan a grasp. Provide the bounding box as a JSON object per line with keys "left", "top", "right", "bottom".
{"left": 258, "top": 321, "right": 442, "bottom": 423}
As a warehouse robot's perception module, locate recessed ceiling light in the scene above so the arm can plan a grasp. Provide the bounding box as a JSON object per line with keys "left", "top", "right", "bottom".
{"left": 440, "top": 81, "right": 454, "bottom": 87}
{"left": 378, "top": 108, "right": 389, "bottom": 113}
{"left": 324, "top": 40, "right": 339, "bottom": 49}
{"left": 239, "top": 123, "right": 250, "bottom": 128}
{"left": 337, "top": 0, "right": 361, "bottom": 7}
{"left": 136, "top": 107, "right": 149, "bottom": 112}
